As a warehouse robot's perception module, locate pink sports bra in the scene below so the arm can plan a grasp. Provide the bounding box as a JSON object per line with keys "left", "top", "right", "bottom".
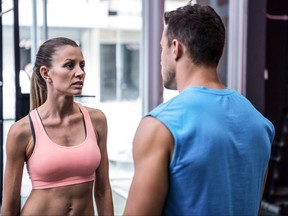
{"left": 26, "top": 103, "right": 101, "bottom": 189}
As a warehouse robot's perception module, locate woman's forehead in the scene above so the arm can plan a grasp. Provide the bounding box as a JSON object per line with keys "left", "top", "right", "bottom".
{"left": 53, "top": 45, "right": 83, "bottom": 60}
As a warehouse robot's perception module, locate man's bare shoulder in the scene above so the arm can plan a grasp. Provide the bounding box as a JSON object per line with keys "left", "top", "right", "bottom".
{"left": 133, "top": 116, "right": 173, "bottom": 157}
{"left": 136, "top": 116, "right": 172, "bottom": 139}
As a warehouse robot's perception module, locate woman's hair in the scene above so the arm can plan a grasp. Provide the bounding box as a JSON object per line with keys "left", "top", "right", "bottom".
{"left": 30, "top": 37, "right": 79, "bottom": 110}
{"left": 163, "top": 2, "right": 225, "bottom": 67}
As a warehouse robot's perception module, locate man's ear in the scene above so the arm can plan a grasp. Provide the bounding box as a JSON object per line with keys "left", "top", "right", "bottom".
{"left": 172, "top": 39, "right": 183, "bottom": 61}
{"left": 40, "top": 66, "right": 51, "bottom": 83}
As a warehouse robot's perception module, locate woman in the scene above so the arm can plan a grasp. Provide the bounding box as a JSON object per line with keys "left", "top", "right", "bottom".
{"left": 1, "top": 37, "right": 114, "bottom": 215}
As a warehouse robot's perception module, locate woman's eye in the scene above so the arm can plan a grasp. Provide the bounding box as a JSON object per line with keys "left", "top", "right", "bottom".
{"left": 80, "top": 63, "right": 85, "bottom": 70}
{"left": 66, "top": 63, "right": 74, "bottom": 69}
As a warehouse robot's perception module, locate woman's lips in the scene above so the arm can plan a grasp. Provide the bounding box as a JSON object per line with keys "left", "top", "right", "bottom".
{"left": 72, "top": 81, "right": 83, "bottom": 88}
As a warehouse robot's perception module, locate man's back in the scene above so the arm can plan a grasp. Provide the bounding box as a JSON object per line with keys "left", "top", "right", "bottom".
{"left": 123, "top": 3, "right": 275, "bottom": 215}
{"left": 147, "top": 87, "right": 275, "bottom": 215}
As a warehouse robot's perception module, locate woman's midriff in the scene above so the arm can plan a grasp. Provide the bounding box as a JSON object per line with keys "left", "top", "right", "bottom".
{"left": 21, "top": 181, "right": 95, "bottom": 216}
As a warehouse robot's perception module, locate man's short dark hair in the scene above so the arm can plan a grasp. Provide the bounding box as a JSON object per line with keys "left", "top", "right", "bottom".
{"left": 164, "top": 2, "right": 225, "bottom": 67}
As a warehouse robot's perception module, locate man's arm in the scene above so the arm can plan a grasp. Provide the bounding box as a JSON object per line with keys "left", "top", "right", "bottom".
{"left": 124, "top": 116, "right": 174, "bottom": 215}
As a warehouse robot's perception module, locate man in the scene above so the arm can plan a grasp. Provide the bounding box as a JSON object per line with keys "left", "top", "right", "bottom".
{"left": 124, "top": 1, "right": 275, "bottom": 216}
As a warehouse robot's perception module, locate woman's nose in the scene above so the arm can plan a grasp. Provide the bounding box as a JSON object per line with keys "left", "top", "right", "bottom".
{"left": 75, "top": 67, "right": 85, "bottom": 77}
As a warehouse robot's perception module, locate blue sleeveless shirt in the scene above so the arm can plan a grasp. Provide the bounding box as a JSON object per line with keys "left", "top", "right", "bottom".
{"left": 147, "top": 87, "right": 275, "bottom": 216}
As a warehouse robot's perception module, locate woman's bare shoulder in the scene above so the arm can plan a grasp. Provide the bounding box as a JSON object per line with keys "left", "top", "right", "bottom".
{"left": 6, "top": 115, "right": 33, "bottom": 156}
{"left": 9, "top": 115, "right": 31, "bottom": 137}
{"left": 84, "top": 106, "right": 107, "bottom": 123}
{"left": 83, "top": 106, "right": 107, "bottom": 142}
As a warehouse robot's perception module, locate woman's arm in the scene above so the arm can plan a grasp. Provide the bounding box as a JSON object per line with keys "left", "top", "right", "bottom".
{"left": 1, "top": 118, "right": 31, "bottom": 216}
{"left": 90, "top": 108, "right": 114, "bottom": 216}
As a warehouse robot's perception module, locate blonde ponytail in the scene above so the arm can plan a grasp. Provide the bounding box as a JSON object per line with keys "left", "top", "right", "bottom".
{"left": 30, "top": 72, "right": 47, "bottom": 110}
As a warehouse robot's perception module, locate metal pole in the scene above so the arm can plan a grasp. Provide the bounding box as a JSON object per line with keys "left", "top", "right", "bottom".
{"left": 0, "top": 0, "right": 4, "bottom": 204}
{"left": 31, "top": 0, "right": 38, "bottom": 65}
{"left": 141, "top": 0, "right": 164, "bottom": 115}
{"left": 42, "top": 0, "right": 48, "bottom": 41}
{"left": 116, "top": 33, "right": 124, "bottom": 101}
{"left": 14, "top": 0, "right": 22, "bottom": 121}
{"left": 227, "top": 0, "right": 248, "bottom": 95}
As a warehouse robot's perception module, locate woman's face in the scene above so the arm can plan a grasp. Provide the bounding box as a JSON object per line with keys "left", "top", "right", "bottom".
{"left": 47, "top": 45, "right": 86, "bottom": 96}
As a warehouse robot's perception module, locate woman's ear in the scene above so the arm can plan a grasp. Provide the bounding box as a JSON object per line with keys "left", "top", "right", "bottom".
{"left": 40, "top": 66, "right": 51, "bottom": 83}
{"left": 172, "top": 39, "right": 183, "bottom": 61}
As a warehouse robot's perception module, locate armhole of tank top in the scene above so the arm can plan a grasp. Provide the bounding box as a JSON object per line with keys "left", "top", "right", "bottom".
{"left": 78, "top": 103, "right": 100, "bottom": 147}
{"left": 80, "top": 109, "right": 87, "bottom": 137}
{"left": 77, "top": 103, "right": 87, "bottom": 137}
{"left": 28, "top": 113, "right": 36, "bottom": 147}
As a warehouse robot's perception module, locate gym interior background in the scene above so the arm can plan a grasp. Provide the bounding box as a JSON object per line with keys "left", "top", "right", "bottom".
{"left": 1, "top": 0, "right": 288, "bottom": 215}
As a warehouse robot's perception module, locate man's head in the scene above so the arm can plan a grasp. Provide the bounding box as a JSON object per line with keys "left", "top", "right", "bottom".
{"left": 163, "top": 2, "right": 225, "bottom": 67}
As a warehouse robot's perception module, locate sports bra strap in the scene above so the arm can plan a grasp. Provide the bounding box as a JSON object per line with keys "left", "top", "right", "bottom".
{"left": 28, "top": 113, "right": 36, "bottom": 146}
